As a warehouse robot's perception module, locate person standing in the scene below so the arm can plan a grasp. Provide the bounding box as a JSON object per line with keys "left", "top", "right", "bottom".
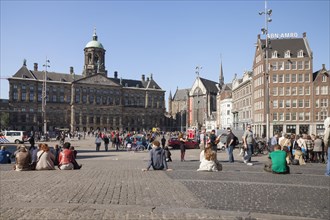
{"left": 313, "top": 135, "right": 323, "bottom": 163}
{"left": 324, "top": 117, "right": 330, "bottom": 176}
{"left": 29, "top": 135, "right": 35, "bottom": 148}
{"left": 161, "top": 135, "right": 166, "bottom": 148}
{"left": 242, "top": 125, "right": 254, "bottom": 166}
{"left": 179, "top": 133, "right": 186, "bottom": 162}
{"left": 225, "top": 128, "right": 235, "bottom": 163}
{"left": 103, "top": 134, "right": 110, "bottom": 151}
{"left": 199, "top": 130, "right": 206, "bottom": 150}
{"left": 95, "top": 134, "right": 102, "bottom": 152}
{"left": 209, "top": 130, "right": 218, "bottom": 153}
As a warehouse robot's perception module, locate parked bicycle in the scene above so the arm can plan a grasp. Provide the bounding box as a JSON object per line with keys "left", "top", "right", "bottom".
{"left": 253, "top": 139, "right": 269, "bottom": 156}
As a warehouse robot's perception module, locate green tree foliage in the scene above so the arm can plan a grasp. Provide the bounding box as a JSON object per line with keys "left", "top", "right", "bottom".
{"left": 0, "top": 112, "right": 9, "bottom": 130}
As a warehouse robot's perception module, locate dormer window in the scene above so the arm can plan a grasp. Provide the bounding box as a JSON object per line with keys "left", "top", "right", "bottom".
{"left": 272, "top": 51, "right": 278, "bottom": 58}
{"left": 284, "top": 50, "right": 291, "bottom": 58}
{"left": 297, "top": 50, "right": 304, "bottom": 58}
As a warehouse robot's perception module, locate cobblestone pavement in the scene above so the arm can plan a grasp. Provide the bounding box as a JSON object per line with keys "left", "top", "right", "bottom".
{"left": 1, "top": 136, "right": 329, "bottom": 219}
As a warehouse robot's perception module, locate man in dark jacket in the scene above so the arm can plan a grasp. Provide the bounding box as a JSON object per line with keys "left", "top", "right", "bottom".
{"left": 142, "top": 140, "right": 172, "bottom": 171}
{"left": 226, "top": 128, "right": 235, "bottom": 163}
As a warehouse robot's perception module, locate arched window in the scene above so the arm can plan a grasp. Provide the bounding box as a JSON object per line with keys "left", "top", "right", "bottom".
{"left": 284, "top": 50, "right": 291, "bottom": 58}
{"left": 272, "top": 51, "right": 278, "bottom": 58}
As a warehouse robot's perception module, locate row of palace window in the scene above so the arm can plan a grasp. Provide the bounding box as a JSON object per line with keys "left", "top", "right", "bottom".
{"left": 12, "top": 91, "right": 164, "bottom": 108}
{"left": 272, "top": 111, "right": 328, "bottom": 121}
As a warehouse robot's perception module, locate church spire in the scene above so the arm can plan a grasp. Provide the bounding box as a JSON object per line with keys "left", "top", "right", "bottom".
{"left": 219, "top": 56, "right": 224, "bottom": 87}
{"left": 168, "top": 90, "right": 173, "bottom": 115}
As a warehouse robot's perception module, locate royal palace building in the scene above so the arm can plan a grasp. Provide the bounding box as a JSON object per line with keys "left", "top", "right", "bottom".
{"left": 7, "top": 30, "right": 165, "bottom": 133}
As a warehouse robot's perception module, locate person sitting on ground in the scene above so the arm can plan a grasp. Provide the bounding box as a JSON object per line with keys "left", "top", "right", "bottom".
{"left": 142, "top": 140, "right": 172, "bottom": 171}
{"left": 0, "top": 146, "right": 12, "bottom": 164}
{"left": 58, "top": 142, "right": 81, "bottom": 170}
{"left": 197, "top": 143, "right": 222, "bottom": 172}
{"left": 264, "top": 144, "right": 290, "bottom": 174}
{"left": 14, "top": 145, "right": 31, "bottom": 171}
{"left": 293, "top": 146, "right": 306, "bottom": 165}
{"left": 36, "top": 143, "right": 55, "bottom": 170}
{"left": 279, "top": 134, "right": 292, "bottom": 164}
{"left": 29, "top": 144, "right": 39, "bottom": 170}
{"left": 52, "top": 144, "right": 61, "bottom": 166}
{"left": 69, "top": 145, "right": 82, "bottom": 169}
{"left": 69, "top": 146, "right": 78, "bottom": 159}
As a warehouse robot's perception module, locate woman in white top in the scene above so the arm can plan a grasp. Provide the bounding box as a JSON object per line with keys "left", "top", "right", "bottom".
{"left": 197, "top": 143, "right": 222, "bottom": 172}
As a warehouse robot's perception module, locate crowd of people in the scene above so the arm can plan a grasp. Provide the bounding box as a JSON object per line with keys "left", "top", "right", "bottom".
{"left": 1, "top": 118, "right": 329, "bottom": 176}
{"left": 0, "top": 139, "right": 82, "bottom": 171}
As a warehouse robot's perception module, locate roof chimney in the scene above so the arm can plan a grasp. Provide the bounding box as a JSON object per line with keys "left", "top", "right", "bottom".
{"left": 150, "top": 73, "right": 153, "bottom": 80}
{"left": 34, "top": 63, "right": 38, "bottom": 71}
{"left": 257, "top": 34, "right": 260, "bottom": 39}
{"left": 70, "top": 66, "right": 74, "bottom": 74}
{"left": 142, "top": 74, "right": 145, "bottom": 81}
{"left": 146, "top": 77, "right": 150, "bottom": 81}
{"left": 114, "top": 71, "right": 118, "bottom": 79}
{"left": 303, "top": 32, "right": 306, "bottom": 38}
{"left": 322, "top": 64, "right": 326, "bottom": 70}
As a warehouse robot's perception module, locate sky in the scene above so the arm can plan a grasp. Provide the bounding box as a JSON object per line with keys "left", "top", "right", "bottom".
{"left": 1, "top": 0, "right": 329, "bottom": 104}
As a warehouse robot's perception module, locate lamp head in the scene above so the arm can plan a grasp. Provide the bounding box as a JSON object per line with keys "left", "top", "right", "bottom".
{"left": 267, "top": 9, "right": 272, "bottom": 15}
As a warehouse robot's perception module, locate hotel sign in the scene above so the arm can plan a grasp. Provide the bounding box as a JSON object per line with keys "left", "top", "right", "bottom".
{"left": 268, "top": 32, "right": 298, "bottom": 39}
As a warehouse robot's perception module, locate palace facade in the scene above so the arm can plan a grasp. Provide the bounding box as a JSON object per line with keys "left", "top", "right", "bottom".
{"left": 7, "top": 30, "right": 165, "bottom": 133}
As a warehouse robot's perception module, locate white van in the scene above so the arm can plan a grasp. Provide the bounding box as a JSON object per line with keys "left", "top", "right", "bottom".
{"left": 0, "top": 131, "right": 29, "bottom": 144}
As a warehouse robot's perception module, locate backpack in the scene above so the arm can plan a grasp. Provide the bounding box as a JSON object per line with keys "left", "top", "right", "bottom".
{"left": 233, "top": 135, "right": 239, "bottom": 146}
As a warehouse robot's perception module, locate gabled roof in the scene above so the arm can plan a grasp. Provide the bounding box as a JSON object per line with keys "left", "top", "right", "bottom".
{"left": 261, "top": 38, "right": 310, "bottom": 58}
{"left": 199, "top": 77, "right": 219, "bottom": 94}
{"left": 141, "top": 79, "right": 162, "bottom": 90}
{"left": 313, "top": 66, "right": 329, "bottom": 81}
{"left": 12, "top": 65, "right": 36, "bottom": 79}
{"left": 32, "top": 71, "right": 83, "bottom": 82}
{"left": 110, "top": 78, "right": 143, "bottom": 88}
{"left": 173, "top": 89, "right": 189, "bottom": 101}
{"left": 221, "top": 83, "right": 232, "bottom": 91}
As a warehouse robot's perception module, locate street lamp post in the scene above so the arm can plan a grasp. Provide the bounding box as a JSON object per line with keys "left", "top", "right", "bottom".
{"left": 259, "top": 1, "right": 272, "bottom": 141}
{"left": 42, "top": 58, "right": 50, "bottom": 135}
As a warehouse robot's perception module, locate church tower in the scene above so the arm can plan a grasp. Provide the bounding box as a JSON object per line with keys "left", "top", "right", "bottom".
{"left": 83, "top": 28, "right": 107, "bottom": 77}
{"left": 219, "top": 60, "right": 224, "bottom": 88}
{"left": 168, "top": 90, "right": 172, "bottom": 115}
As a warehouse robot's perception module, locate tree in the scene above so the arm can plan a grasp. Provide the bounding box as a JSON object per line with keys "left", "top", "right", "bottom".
{"left": 0, "top": 112, "right": 9, "bottom": 130}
